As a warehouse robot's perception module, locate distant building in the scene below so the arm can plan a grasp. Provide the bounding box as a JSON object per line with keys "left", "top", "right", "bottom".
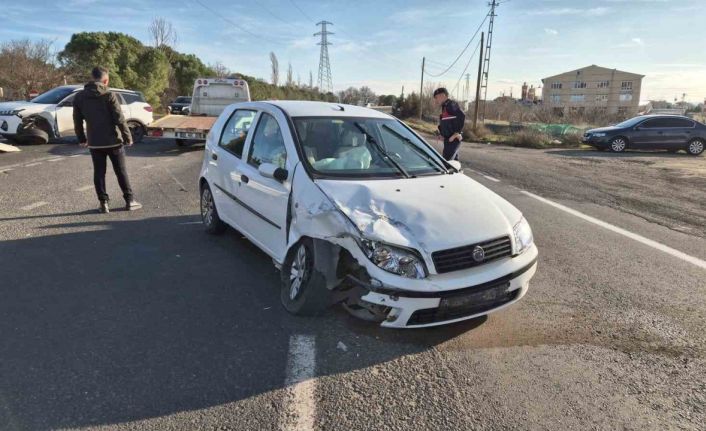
{"left": 521, "top": 82, "right": 538, "bottom": 103}
{"left": 541, "top": 65, "right": 644, "bottom": 117}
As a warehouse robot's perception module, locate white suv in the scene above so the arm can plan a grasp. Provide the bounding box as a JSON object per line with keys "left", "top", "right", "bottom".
{"left": 199, "top": 101, "right": 538, "bottom": 328}
{"left": 0, "top": 85, "right": 153, "bottom": 144}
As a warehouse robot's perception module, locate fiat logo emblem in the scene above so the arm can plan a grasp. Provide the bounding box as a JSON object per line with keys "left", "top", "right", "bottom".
{"left": 472, "top": 245, "right": 485, "bottom": 262}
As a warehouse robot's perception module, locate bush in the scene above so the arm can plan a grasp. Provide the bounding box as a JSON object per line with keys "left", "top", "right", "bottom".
{"left": 463, "top": 122, "right": 491, "bottom": 141}
{"left": 506, "top": 130, "right": 553, "bottom": 148}
{"left": 559, "top": 132, "right": 584, "bottom": 148}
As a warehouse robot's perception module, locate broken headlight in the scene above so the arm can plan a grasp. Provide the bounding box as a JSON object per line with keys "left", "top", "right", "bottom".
{"left": 359, "top": 239, "right": 426, "bottom": 279}
{"left": 513, "top": 216, "right": 534, "bottom": 255}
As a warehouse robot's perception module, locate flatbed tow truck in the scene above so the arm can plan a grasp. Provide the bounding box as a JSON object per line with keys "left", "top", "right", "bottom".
{"left": 147, "top": 77, "right": 250, "bottom": 146}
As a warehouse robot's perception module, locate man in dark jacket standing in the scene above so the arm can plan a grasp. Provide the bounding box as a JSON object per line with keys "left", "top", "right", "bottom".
{"left": 434, "top": 87, "right": 466, "bottom": 160}
{"left": 73, "top": 67, "right": 141, "bottom": 213}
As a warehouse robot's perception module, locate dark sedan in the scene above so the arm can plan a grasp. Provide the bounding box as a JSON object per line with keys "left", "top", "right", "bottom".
{"left": 167, "top": 96, "right": 191, "bottom": 115}
{"left": 582, "top": 115, "right": 705, "bottom": 156}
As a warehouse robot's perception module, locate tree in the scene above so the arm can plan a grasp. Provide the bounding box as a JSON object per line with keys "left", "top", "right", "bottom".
{"left": 269, "top": 52, "right": 279, "bottom": 86}
{"left": 169, "top": 51, "right": 212, "bottom": 95}
{"left": 210, "top": 61, "right": 229, "bottom": 78}
{"left": 286, "top": 62, "right": 293, "bottom": 87}
{"left": 148, "top": 17, "right": 178, "bottom": 50}
{"left": 0, "top": 39, "right": 65, "bottom": 99}
{"left": 359, "top": 86, "right": 376, "bottom": 106}
{"left": 309, "top": 70, "right": 313, "bottom": 89}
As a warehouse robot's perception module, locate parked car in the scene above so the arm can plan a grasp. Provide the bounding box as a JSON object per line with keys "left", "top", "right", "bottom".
{"left": 582, "top": 115, "right": 705, "bottom": 155}
{"left": 167, "top": 96, "right": 191, "bottom": 115}
{"left": 198, "top": 101, "right": 538, "bottom": 328}
{"left": 0, "top": 85, "right": 153, "bottom": 145}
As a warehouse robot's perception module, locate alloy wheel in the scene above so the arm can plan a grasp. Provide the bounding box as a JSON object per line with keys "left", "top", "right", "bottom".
{"left": 611, "top": 138, "right": 626, "bottom": 152}
{"left": 289, "top": 244, "right": 308, "bottom": 300}
{"left": 689, "top": 140, "right": 704, "bottom": 155}
{"left": 201, "top": 188, "right": 214, "bottom": 227}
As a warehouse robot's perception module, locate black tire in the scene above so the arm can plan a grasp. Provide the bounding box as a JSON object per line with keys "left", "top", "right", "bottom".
{"left": 609, "top": 136, "right": 627, "bottom": 153}
{"left": 200, "top": 183, "right": 226, "bottom": 235}
{"left": 176, "top": 139, "right": 187, "bottom": 147}
{"left": 16, "top": 125, "right": 48, "bottom": 145}
{"left": 686, "top": 139, "right": 704, "bottom": 156}
{"left": 280, "top": 238, "right": 331, "bottom": 316}
{"left": 128, "top": 121, "right": 145, "bottom": 144}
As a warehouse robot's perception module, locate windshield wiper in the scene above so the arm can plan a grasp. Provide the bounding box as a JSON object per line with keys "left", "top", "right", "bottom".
{"left": 381, "top": 124, "right": 449, "bottom": 173}
{"left": 354, "top": 122, "right": 410, "bottom": 178}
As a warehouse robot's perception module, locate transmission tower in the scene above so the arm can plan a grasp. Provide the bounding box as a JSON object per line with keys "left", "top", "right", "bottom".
{"left": 314, "top": 21, "right": 334, "bottom": 93}
{"left": 464, "top": 73, "right": 471, "bottom": 102}
{"left": 480, "top": 0, "right": 499, "bottom": 121}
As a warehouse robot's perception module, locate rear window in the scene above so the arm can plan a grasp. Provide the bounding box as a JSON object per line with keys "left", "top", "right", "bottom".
{"left": 174, "top": 97, "right": 191, "bottom": 103}
{"left": 120, "top": 92, "right": 145, "bottom": 104}
{"left": 662, "top": 118, "right": 694, "bottom": 128}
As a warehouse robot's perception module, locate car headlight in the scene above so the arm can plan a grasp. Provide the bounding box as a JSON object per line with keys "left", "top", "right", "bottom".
{"left": 513, "top": 217, "right": 534, "bottom": 255}
{"left": 593, "top": 132, "right": 606, "bottom": 137}
{"left": 358, "top": 239, "right": 426, "bottom": 279}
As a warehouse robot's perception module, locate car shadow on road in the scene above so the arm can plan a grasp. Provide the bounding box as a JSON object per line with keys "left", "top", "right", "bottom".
{"left": 0, "top": 215, "right": 482, "bottom": 430}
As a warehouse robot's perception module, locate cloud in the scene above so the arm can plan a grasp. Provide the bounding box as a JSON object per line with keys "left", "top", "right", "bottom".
{"left": 544, "top": 28, "right": 559, "bottom": 36}
{"left": 613, "top": 37, "right": 647, "bottom": 48}
{"left": 529, "top": 7, "right": 610, "bottom": 16}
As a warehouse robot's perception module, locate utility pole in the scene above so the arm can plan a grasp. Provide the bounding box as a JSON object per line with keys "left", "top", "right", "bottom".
{"left": 473, "top": 32, "right": 485, "bottom": 130}
{"left": 480, "top": 0, "right": 499, "bottom": 122}
{"left": 315, "top": 21, "right": 334, "bottom": 93}
{"left": 464, "top": 73, "right": 471, "bottom": 102}
{"left": 419, "top": 56, "right": 425, "bottom": 120}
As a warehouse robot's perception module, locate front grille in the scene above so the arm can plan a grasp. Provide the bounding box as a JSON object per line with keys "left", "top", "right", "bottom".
{"left": 407, "top": 283, "right": 519, "bottom": 326}
{"left": 432, "top": 236, "right": 512, "bottom": 274}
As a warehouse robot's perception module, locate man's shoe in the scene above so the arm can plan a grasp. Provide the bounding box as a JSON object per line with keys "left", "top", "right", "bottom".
{"left": 126, "top": 200, "right": 143, "bottom": 211}
{"left": 99, "top": 202, "right": 110, "bottom": 214}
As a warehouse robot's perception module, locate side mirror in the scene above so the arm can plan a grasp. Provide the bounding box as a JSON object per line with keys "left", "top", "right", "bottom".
{"left": 447, "top": 160, "right": 462, "bottom": 171}
{"left": 258, "top": 162, "right": 288, "bottom": 182}
{"left": 58, "top": 100, "right": 73, "bottom": 107}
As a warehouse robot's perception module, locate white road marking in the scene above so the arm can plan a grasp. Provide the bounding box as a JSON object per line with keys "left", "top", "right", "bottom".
{"left": 1, "top": 168, "right": 13, "bottom": 173}
{"left": 47, "top": 157, "right": 64, "bottom": 162}
{"left": 178, "top": 221, "right": 202, "bottom": 225}
{"left": 69, "top": 154, "right": 83, "bottom": 158}
{"left": 482, "top": 174, "right": 501, "bottom": 182}
{"left": 141, "top": 164, "right": 155, "bottom": 169}
{"left": 20, "top": 201, "right": 48, "bottom": 211}
{"left": 282, "top": 335, "right": 317, "bottom": 431}
{"left": 24, "top": 162, "right": 42, "bottom": 167}
{"left": 521, "top": 190, "right": 706, "bottom": 270}
{"left": 75, "top": 185, "right": 94, "bottom": 192}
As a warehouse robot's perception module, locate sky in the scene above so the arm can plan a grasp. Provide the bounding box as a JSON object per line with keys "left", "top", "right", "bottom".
{"left": 1, "top": 0, "right": 704, "bottom": 104}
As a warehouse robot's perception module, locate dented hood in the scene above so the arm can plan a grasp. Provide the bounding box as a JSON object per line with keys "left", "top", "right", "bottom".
{"left": 315, "top": 173, "right": 522, "bottom": 255}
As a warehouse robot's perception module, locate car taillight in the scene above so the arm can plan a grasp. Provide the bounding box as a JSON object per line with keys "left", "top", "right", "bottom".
{"left": 144, "top": 105, "right": 153, "bottom": 112}
{"left": 149, "top": 129, "right": 163, "bottom": 137}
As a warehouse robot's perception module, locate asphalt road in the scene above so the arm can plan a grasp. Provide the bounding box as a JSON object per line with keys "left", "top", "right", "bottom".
{"left": 1, "top": 137, "right": 704, "bottom": 431}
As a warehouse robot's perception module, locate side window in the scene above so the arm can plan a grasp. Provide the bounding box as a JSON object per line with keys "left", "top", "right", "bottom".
{"left": 113, "top": 92, "right": 126, "bottom": 105}
{"left": 219, "top": 109, "right": 257, "bottom": 158}
{"left": 641, "top": 119, "right": 668, "bottom": 128}
{"left": 60, "top": 93, "right": 77, "bottom": 106}
{"left": 664, "top": 118, "right": 694, "bottom": 128}
{"left": 248, "top": 113, "right": 287, "bottom": 169}
{"left": 121, "top": 93, "right": 142, "bottom": 104}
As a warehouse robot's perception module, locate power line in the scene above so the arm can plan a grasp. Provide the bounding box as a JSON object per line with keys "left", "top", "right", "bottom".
{"left": 290, "top": 0, "right": 314, "bottom": 22}
{"left": 450, "top": 39, "right": 482, "bottom": 96}
{"left": 193, "top": 0, "right": 287, "bottom": 45}
{"left": 424, "top": 11, "right": 490, "bottom": 78}
{"left": 481, "top": 0, "right": 500, "bottom": 121}
{"left": 315, "top": 21, "right": 334, "bottom": 93}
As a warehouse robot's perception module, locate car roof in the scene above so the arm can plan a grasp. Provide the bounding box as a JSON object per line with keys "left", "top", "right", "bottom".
{"left": 64, "top": 84, "right": 140, "bottom": 95}
{"left": 261, "top": 100, "right": 393, "bottom": 119}
{"left": 639, "top": 114, "right": 691, "bottom": 120}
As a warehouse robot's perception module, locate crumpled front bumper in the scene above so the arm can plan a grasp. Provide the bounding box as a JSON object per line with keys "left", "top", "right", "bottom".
{"left": 348, "top": 243, "right": 538, "bottom": 328}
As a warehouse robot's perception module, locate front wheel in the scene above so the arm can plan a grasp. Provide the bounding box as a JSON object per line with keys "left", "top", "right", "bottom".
{"left": 687, "top": 139, "right": 704, "bottom": 156}
{"left": 200, "top": 184, "right": 226, "bottom": 234}
{"left": 609, "top": 137, "right": 627, "bottom": 153}
{"left": 280, "top": 239, "right": 330, "bottom": 316}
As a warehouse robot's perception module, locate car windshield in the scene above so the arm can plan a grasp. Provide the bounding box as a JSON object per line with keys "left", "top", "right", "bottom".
{"left": 614, "top": 117, "right": 646, "bottom": 128}
{"left": 293, "top": 117, "right": 447, "bottom": 178}
{"left": 31, "top": 87, "right": 76, "bottom": 104}
{"left": 174, "top": 97, "right": 191, "bottom": 103}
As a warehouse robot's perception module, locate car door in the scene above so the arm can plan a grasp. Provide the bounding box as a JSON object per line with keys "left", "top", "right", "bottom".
{"left": 632, "top": 118, "right": 667, "bottom": 148}
{"left": 54, "top": 91, "right": 79, "bottom": 137}
{"left": 236, "top": 110, "right": 292, "bottom": 261}
{"left": 210, "top": 108, "right": 258, "bottom": 228}
{"left": 662, "top": 117, "right": 695, "bottom": 148}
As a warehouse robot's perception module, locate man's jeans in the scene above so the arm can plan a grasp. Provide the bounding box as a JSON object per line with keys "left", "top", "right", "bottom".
{"left": 90, "top": 146, "right": 133, "bottom": 203}
{"left": 442, "top": 139, "right": 461, "bottom": 161}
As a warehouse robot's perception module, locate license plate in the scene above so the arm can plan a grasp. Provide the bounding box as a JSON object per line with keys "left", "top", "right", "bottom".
{"left": 440, "top": 283, "right": 510, "bottom": 310}
{"left": 177, "top": 132, "right": 201, "bottom": 139}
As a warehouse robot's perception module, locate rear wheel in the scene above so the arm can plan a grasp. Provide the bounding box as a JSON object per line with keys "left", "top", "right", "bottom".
{"left": 176, "top": 139, "right": 186, "bottom": 147}
{"left": 609, "top": 137, "right": 627, "bottom": 153}
{"left": 200, "top": 184, "right": 226, "bottom": 234}
{"left": 687, "top": 139, "right": 704, "bottom": 156}
{"left": 280, "top": 239, "right": 331, "bottom": 316}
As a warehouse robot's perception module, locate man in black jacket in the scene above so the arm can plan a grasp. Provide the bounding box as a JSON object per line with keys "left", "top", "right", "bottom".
{"left": 73, "top": 67, "right": 141, "bottom": 213}
{"left": 434, "top": 87, "right": 465, "bottom": 160}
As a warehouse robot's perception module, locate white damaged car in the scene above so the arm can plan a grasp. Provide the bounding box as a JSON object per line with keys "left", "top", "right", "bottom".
{"left": 199, "top": 101, "right": 538, "bottom": 328}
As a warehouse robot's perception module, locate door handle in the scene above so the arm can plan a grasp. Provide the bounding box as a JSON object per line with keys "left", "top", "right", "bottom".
{"left": 241, "top": 174, "right": 249, "bottom": 184}
{"left": 211, "top": 152, "right": 218, "bottom": 160}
